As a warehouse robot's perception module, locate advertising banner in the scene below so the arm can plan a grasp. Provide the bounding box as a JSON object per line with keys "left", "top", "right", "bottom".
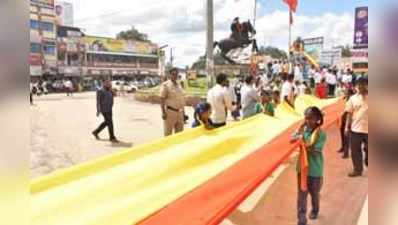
{"left": 85, "top": 36, "right": 158, "bottom": 55}
{"left": 29, "top": 54, "right": 42, "bottom": 66}
{"left": 319, "top": 49, "right": 342, "bottom": 66}
{"left": 351, "top": 48, "right": 368, "bottom": 63}
{"left": 30, "top": 0, "right": 54, "bottom": 8}
{"left": 303, "top": 37, "right": 324, "bottom": 63}
{"left": 354, "top": 7, "right": 368, "bottom": 49}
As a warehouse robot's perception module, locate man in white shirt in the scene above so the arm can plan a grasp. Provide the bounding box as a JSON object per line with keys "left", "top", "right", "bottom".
{"left": 314, "top": 70, "right": 323, "bottom": 85}
{"left": 207, "top": 73, "right": 234, "bottom": 128}
{"left": 342, "top": 71, "right": 353, "bottom": 86}
{"left": 294, "top": 64, "right": 303, "bottom": 82}
{"left": 241, "top": 75, "right": 261, "bottom": 119}
{"left": 281, "top": 74, "right": 296, "bottom": 108}
{"left": 325, "top": 69, "right": 338, "bottom": 96}
{"left": 272, "top": 61, "right": 281, "bottom": 77}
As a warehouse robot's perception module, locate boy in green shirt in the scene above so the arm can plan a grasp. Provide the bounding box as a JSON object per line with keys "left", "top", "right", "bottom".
{"left": 255, "top": 91, "right": 275, "bottom": 116}
{"left": 294, "top": 106, "right": 327, "bottom": 225}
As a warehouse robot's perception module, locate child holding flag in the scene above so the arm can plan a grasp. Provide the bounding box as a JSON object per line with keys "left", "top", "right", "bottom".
{"left": 292, "top": 106, "right": 327, "bottom": 225}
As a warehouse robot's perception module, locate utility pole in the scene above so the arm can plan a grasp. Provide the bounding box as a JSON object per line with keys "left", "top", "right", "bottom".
{"left": 170, "top": 47, "right": 174, "bottom": 67}
{"left": 206, "top": 0, "right": 214, "bottom": 88}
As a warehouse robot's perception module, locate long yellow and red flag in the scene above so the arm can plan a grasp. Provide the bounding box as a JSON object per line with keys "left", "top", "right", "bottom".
{"left": 31, "top": 95, "right": 343, "bottom": 225}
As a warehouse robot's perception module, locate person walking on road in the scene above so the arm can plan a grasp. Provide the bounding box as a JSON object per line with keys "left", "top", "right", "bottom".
{"left": 207, "top": 73, "right": 234, "bottom": 128}
{"left": 345, "top": 77, "right": 368, "bottom": 177}
{"left": 92, "top": 80, "right": 119, "bottom": 143}
{"left": 160, "top": 68, "right": 186, "bottom": 137}
{"left": 294, "top": 106, "right": 327, "bottom": 225}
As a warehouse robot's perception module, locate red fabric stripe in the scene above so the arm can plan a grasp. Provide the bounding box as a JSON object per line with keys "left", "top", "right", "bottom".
{"left": 138, "top": 100, "right": 344, "bottom": 225}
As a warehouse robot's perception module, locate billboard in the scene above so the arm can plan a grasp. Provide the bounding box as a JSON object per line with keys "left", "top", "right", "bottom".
{"left": 351, "top": 49, "right": 368, "bottom": 63}
{"left": 85, "top": 36, "right": 158, "bottom": 55}
{"left": 319, "top": 49, "right": 342, "bottom": 66}
{"left": 354, "top": 7, "right": 368, "bottom": 49}
{"left": 30, "top": 0, "right": 54, "bottom": 8}
{"left": 55, "top": 1, "right": 74, "bottom": 26}
{"left": 303, "top": 37, "right": 324, "bottom": 63}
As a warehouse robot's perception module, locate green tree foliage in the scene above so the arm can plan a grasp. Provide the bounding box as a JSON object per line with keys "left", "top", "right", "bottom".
{"left": 116, "top": 26, "right": 149, "bottom": 42}
{"left": 341, "top": 45, "right": 352, "bottom": 57}
{"left": 258, "top": 46, "right": 288, "bottom": 59}
{"left": 191, "top": 53, "right": 227, "bottom": 70}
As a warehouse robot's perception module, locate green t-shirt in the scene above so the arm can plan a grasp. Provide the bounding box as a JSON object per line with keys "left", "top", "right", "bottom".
{"left": 297, "top": 128, "right": 327, "bottom": 177}
{"left": 255, "top": 103, "right": 275, "bottom": 116}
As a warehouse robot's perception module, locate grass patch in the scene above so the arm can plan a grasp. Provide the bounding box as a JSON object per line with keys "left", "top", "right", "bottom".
{"left": 139, "top": 78, "right": 209, "bottom": 97}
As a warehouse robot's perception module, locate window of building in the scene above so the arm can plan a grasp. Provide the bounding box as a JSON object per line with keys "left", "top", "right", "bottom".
{"left": 30, "top": 20, "right": 40, "bottom": 29}
{"left": 30, "top": 43, "right": 41, "bottom": 53}
{"left": 43, "top": 42, "right": 56, "bottom": 55}
{"left": 40, "top": 22, "right": 54, "bottom": 32}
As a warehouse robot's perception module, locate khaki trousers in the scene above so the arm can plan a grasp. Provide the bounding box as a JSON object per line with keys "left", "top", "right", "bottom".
{"left": 164, "top": 109, "right": 184, "bottom": 136}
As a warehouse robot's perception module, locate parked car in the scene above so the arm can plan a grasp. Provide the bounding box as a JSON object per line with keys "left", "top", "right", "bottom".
{"left": 112, "top": 80, "right": 138, "bottom": 93}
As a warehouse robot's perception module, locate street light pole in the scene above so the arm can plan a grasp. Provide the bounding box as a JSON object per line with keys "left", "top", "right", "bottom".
{"left": 206, "top": 0, "right": 214, "bottom": 88}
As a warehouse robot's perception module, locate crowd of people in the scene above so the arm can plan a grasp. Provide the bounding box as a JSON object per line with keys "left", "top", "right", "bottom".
{"left": 139, "top": 65, "right": 367, "bottom": 225}
{"left": 90, "top": 63, "right": 367, "bottom": 225}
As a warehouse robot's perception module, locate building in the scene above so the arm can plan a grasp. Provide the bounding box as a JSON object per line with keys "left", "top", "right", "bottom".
{"left": 83, "top": 36, "right": 159, "bottom": 78}
{"left": 57, "top": 25, "right": 85, "bottom": 77}
{"left": 55, "top": 1, "right": 74, "bottom": 26}
{"left": 30, "top": 0, "right": 58, "bottom": 79}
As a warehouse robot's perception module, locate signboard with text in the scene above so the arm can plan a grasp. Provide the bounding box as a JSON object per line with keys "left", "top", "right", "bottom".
{"left": 85, "top": 36, "right": 158, "bottom": 55}
{"left": 319, "top": 49, "right": 342, "bottom": 66}
{"left": 303, "top": 37, "right": 324, "bottom": 63}
{"left": 30, "top": 0, "right": 54, "bottom": 8}
{"left": 354, "top": 7, "right": 368, "bottom": 49}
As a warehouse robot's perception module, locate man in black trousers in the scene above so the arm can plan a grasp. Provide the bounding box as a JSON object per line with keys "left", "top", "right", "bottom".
{"left": 92, "top": 80, "right": 119, "bottom": 143}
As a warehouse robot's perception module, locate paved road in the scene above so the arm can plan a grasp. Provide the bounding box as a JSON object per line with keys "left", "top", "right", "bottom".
{"left": 30, "top": 92, "right": 194, "bottom": 178}
{"left": 222, "top": 125, "right": 368, "bottom": 225}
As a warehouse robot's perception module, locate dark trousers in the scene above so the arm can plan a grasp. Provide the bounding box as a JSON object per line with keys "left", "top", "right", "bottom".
{"left": 350, "top": 132, "right": 368, "bottom": 173}
{"left": 297, "top": 175, "right": 323, "bottom": 225}
{"left": 340, "top": 112, "right": 350, "bottom": 156}
{"left": 328, "top": 84, "right": 336, "bottom": 96}
{"left": 212, "top": 122, "right": 226, "bottom": 129}
{"left": 93, "top": 112, "right": 116, "bottom": 139}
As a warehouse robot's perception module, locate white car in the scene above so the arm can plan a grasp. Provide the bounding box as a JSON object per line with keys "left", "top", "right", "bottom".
{"left": 112, "top": 81, "right": 138, "bottom": 93}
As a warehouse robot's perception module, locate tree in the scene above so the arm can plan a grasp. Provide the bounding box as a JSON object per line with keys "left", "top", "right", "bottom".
{"left": 341, "top": 45, "right": 352, "bottom": 58}
{"left": 116, "top": 26, "right": 149, "bottom": 42}
{"left": 191, "top": 53, "right": 227, "bottom": 70}
{"left": 258, "top": 46, "right": 288, "bottom": 59}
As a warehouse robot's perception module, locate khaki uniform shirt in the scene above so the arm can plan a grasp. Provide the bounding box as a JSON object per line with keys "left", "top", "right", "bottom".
{"left": 160, "top": 80, "right": 185, "bottom": 110}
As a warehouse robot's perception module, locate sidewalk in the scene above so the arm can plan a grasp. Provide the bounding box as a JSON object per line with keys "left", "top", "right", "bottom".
{"left": 226, "top": 125, "right": 368, "bottom": 225}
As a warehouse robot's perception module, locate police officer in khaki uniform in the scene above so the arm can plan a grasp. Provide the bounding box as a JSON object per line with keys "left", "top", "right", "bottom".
{"left": 160, "top": 68, "right": 186, "bottom": 136}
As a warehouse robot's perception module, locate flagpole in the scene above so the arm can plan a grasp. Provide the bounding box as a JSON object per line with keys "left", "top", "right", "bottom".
{"left": 288, "top": 10, "right": 292, "bottom": 60}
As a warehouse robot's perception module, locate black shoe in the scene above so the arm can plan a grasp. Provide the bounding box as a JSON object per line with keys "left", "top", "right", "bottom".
{"left": 348, "top": 171, "right": 362, "bottom": 177}
{"left": 92, "top": 132, "right": 100, "bottom": 140}
{"left": 342, "top": 154, "right": 349, "bottom": 159}
{"left": 110, "top": 138, "right": 119, "bottom": 143}
{"left": 309, "top": 211, "right": 318, "bottom": 220}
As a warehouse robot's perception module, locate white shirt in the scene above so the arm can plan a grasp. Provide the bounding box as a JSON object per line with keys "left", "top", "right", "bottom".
{"left": 272, "top": 63, "right": 281, "bottom": 74}
{"left": 314, "top": 72, "right": 323, "bottom": 84}
{"left": 325, "top": 73, "right": 337, "bottom": 85}
{"left": 241, "top": 84, "right": 260, "bottom": 111}
{"left": 226, "top": 86, "right": 237, "bottom": 102}
{"left": 281, "top": 81, "right": 294, "bottom": 101}
{"left": 342, "top": 74, "right": 353, "bottom": 84}
{"left": 207, "top": 84, "right": 233, "bottom": 124}
{"left": 298, "top": 84, "right": 307, "bottom": 95}
{"left": 294, "top": 66, "right": 303, "bottom": 81}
